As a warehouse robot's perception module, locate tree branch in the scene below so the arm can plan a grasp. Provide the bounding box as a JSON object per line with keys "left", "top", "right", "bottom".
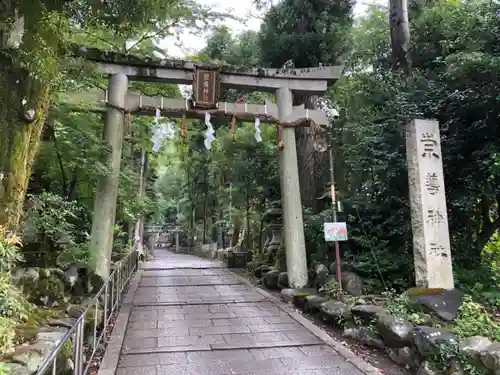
{"left": 78, "top": 29, "right": 122, "bottom": 52}
{"left": 47, "top": 123, "right": 68, "bottom": 196}
{"left": 126, "top": 20, "right": 180, "bottom": 53}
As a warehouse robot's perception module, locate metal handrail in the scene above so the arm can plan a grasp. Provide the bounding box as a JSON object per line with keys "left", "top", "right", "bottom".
{"left": 34, "top": 250, "right": 139, "bottom": 375}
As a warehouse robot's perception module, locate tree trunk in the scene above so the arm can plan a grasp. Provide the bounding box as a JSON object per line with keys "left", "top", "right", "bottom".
{"left": 294, "top": 95, "right": 327, "bottom": 212}
{"left": 0, "top": 6, "right": 66, "bottom": 232}
{"left": 389, "top": 0, "right": 411, "bottom": 75}
{"left": 0, "top": 53, "right": 51, "bottom": 231}
{"left": 202, "top": 192, "right": 208, "bottom": 244}
{"left": 245, "top": 186, "right": 251, "bottom": 251}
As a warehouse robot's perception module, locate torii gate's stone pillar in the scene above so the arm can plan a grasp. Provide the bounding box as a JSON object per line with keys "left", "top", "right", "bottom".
{"left": 89, "top": 73, "right": 128, "bottom": 279}
{"left": 406, "top": 119, "right": 454, "bottom": 289}
{"left": 276, "top": 87, "right": 309, "bottom": 288}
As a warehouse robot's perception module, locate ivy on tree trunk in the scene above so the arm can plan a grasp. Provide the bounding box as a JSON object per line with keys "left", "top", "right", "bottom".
{"left": 0, "top": 53, "right": 52, "bottom": 231}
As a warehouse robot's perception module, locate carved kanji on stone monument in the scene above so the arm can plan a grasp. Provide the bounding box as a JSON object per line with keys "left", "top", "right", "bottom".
{"left": 406, "top": 119, "right": 454, "bottom": 289}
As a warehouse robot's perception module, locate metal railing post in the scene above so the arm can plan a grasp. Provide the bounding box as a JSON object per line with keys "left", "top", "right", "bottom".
{"left": 35, "top": 251, "right": 136, "bottom": 375}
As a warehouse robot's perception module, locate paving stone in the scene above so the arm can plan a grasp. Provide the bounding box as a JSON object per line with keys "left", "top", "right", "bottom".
{"left": 186, "top": 349, "right": 251, "bottom": 362}
{"left": 128, "top": 321, "right": 158, "bottom": 330}
{"left": 140, "top": 275, "right": 242, "bottom": 287}
{"left": 157, "top": 362, "right": 232, "bottom": 375}
{"left": 158, "top": 319, "right": 213, "bottom": 328}
{"left": 298, "top": 345, "right": 338, "bottom": 356}
{"left": 143, "top": 269, "right": 227, "bottom": 277}
{"left": 248, "top": 323, "right": 303, "bottom": 333}
{"left": 189, "top": 325, "right": 252, "bottom": 335}
{"left": 285, "top": 330, "right": 323, "bottom": 342}
{"left": 249, "top": 347, "right": 303, "bottom": 360}
{"left": 281, "top": 354, "right": 363, "bottom": 371}
{"left": 211, "top": 317, "right": 267, "bottom": 326}
{"left": 226, "top": 358, "right": 285, "bottom": 373}
{"left": 264, "top": 316, "right": 297, "bottom": 324}
{"left": 230, "top": 370, "right": 351, "bottom": 375}
{"left": 125, "top": 326, "right": 190, "bottom": 338}
{"left": 116, "top": 366, "right": 157, "bottom": 375}
{"left": 119, "top": 352, "right": 187, "bottom": 367}
{"left": 158, "top": 334, "right": 226, "bottom": 348}
{"left": 109, "top": 249, "right": 376, "bottom": 375}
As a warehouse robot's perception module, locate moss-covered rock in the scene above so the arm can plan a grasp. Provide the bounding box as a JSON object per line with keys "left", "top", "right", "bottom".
{"left": 21, "top": 273, "right": 65, "bottom": 306}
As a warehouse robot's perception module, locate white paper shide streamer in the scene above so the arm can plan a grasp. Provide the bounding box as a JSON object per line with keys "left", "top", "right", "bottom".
{"left": 254, "top": 117, "right": 262, "bottom": 143}
{"left": 151, "top": 108, "right": 175, "bottom": 152}
{"left": 204, "top": 112, "right": 215, "bottom": 150}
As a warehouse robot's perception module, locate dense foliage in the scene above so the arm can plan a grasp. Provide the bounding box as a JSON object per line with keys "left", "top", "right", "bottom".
{"left": 0, "top": 0, "right": 499, "bottom": 368}
{"left": 161, "top": 0, "right": 500, "bottom": 308}
{"left": 0, "top": 0, "right": 229, "bottom": 360}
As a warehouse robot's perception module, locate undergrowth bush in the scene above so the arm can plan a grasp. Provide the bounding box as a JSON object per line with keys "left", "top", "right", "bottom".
{"left": 21, "top": 192, "right": 89, "bottom": 267}
{"left": 0, "top": 227, "right": 29, "bottom": 357}
{"left": 381, "top": 290, "right": 498, "bottom": 374}
{"left": 452, "top": 295, "right": 500, "bottom": 342}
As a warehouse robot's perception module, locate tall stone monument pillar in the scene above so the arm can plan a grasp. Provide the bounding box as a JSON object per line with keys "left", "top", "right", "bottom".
{"left": 406, "top": 119, "right": 454, "bottom": 289}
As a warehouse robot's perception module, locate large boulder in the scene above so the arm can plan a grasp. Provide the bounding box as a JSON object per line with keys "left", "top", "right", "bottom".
{"left": 318, "top": 275, "right": 338, "bottom": 294}
{"left": 313, "top": 263, "right": 329, "bottom": 288}
{"left": 341, "top": 271, "right": 364, "bottom": 296}
{"left": 280, "top": 288, "right": 317, "bottom": 305}
{"left": 376, "top": 313, "right": 414, "bottom": 348}
{"left": 278, "top": 272, "right": 289, "bottom": 289}
{"left": 411, "top": 326, "right": 459, "bottom": 357}
{"left": 460, "top": 335, "right": 492, "bottom": 359}
{"left": 416, "top": 360, "right": 443, "bottom": 375}
{"left": 7, "top": 325, "right": 74, "bottom": 375}
{"left": 480, "top": 342, "right": 500, "bottom": 374}
{"left": 351, "top": 304, "right": 387, "bottom": 324}
{"left": 63, "top": 265, "right": 79, "bottom": 288}
{"left": 292, "top": 288, "right": 317, "bottom": 308}
{"left": 409, "top": 288, "right": 465, "bottom": 321}
{"left": 20, "top": 270, "right": 66, "bottom": 306}
{"left": 254, "top": 265, "right": 272, "bottom": 279}
{"left": 4, "top": 363, "right": 32, "bottom": 375}
{"left": 280, "top": 288, "right": 296, "bottom": 303}
{"left": 342, "top": 326, "right": 385, "bottom": 349}
{"left": 319, "top": 300, "right": 350, "bottom": 323}
{"left": 304, "top": 295, "right": 329, "bottom": 313}
{"left": 387, "top": 346, "right": 417, "bottom": 367}
{"left": 262, "top": 270, "right": 280, "bottom": 290}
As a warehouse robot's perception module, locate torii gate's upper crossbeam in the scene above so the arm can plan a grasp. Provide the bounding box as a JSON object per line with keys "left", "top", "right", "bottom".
{"left": 73, "top": 46, "right": 342, "bottom": 94}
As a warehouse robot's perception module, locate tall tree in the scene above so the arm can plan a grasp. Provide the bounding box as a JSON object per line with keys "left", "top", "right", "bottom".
{"left": 389, "top": 0, "right": 411, "bottom": 75}
{"left": 0, "top": 0, "right": 224, "bottom": 232}
{"left": 258, "top": 0, "right": 353, "bottom": 210}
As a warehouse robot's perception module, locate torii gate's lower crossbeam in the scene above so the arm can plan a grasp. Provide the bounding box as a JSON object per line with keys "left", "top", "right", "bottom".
{"left": 64, "top": 90, "right": 330, "bottom": 126}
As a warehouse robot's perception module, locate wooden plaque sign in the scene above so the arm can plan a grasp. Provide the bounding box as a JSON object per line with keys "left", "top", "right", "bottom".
{"left": 192, "top": 67, "right": 220, "bottom": 109}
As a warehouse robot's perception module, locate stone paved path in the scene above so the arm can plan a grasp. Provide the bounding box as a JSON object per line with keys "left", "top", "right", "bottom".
{"left": 111, "top": 249, "right": 371, "bottom": 375}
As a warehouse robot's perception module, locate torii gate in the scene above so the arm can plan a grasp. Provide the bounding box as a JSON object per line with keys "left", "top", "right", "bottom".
{"left": 74, "top": 47, "right": 342, "bottom": 288}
